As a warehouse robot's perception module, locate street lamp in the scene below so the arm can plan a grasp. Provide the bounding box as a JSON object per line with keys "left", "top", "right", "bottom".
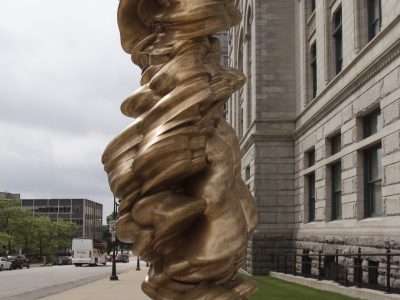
{"left": 136, "top": 256, "right": 141, "bottom": 271}
{"left": 110, "top": 196, "right": 119, "bottom": 281}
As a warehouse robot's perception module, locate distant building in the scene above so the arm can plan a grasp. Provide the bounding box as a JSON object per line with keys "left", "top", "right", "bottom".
{"left": 0, "top": 192, "right": 20, "bottom": 201}
{"left": 20, "top": 198, "right": 103, "bottom": 240}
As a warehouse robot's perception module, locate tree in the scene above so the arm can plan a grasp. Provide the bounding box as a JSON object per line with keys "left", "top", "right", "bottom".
{"left": 0, "top": 232, "right": 12, "bottom": 256}
{"left": 0, "top": 201, "right": 76, "bottom": 260}
{"left": 32, "top": 216, "right": 52, "bottom": 258}
{"left": 106, "top": 211, "right": 117, "bottom": 224}
{"left": 10, "top": 210, "right": 35, "bottom": 256}
{"left": 0, "top": 200, "right": 24, "bottom": 253}
{"left": 52, "top": 219, "right": 76, "bottom": 252}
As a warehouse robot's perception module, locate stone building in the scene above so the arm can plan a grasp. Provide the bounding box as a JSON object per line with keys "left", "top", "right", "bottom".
{"left": 215, "top": 31, "right": 229, "bottom": 67}
{"left": 227, "top": 0, "right": 400, "bottom": 285}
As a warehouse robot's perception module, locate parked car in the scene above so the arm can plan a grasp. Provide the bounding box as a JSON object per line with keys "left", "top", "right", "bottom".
{"left": 0, "top": 257, "right": 12, "bottom": 271}
{"left": 55, "top": 256, "right": 72, "bottom": 265}
{"left": 7, "top": 255, "right": 30, "bottom": 269}
{"left": 115, "top": 253, "right": 129, "bottom": 263}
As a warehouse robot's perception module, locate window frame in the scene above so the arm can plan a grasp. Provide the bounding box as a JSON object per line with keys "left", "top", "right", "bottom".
{"left": 310, "top": 42, "right": 317, "bottom": 99}
{"left": 311, "top": 0, "right": 316, "bottom": 12}
{"left": 331, "top": 161, "right": 342, "bottom": 220}
{"left": 239, "top": 107, "right": 244, "bottom": 139}
{"left": 363, "top": 109, "right": 382, "bottom": 138}
{"left": 332, "top": 6, "right": 343, "bottom": 75}
{"left": 246, "top": 27, "right": 253, "bottom": 129}
{"left": 330, "top": 133, "right": 342, "bottom": 156}
{"left": 245, "top": 165, "right": 251, "bottom": 182}
{"left": 308, "top": 173, "right": 316, "bottom": 222}
{"left": 364, "top": 143, "right": 383, "bottom": 218}
{"left": 307, "top": 148, "right": 316, "bottom": 167}
{"left": 367, "top": 0, "right": 382, "bottom": 41}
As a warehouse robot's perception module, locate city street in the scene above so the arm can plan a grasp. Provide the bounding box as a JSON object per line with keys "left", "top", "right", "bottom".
{"left": 0, "top": 261, "right": 135, "bottom": 300}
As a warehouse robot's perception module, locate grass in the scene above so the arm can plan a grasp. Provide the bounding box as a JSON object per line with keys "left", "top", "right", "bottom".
{"left": 242, "top": 275, "right": 358, "bottom": 300}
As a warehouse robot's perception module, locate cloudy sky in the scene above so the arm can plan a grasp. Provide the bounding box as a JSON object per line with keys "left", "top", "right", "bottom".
{"left": 0, "top": 1, "right": 141, "bottom": 222}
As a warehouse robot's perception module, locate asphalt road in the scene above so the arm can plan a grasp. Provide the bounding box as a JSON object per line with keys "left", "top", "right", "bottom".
{"left": 0, "top": 261, "right": 135, "bottom": 300}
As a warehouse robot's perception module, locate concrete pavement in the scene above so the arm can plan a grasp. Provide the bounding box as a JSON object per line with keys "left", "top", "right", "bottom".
{"left": 40, "top": 266, "right": 150, "bottom": 300}
{"left": 0, "top": 260, "right": 138, "bottom": 300}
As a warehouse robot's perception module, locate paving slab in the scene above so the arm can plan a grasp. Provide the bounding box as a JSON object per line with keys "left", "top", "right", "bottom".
{"left": 40, "top": 266, "right": 150, "bottom": 300}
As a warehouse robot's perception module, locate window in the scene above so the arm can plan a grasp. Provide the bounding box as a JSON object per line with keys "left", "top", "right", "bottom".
{"left": 307, "top": 148, "right": 315, "bottom": 167}
{"left": 22, "top": 200, "right": 33, "bottom": 207}
{"left": 245, "top": 165, "right": 251, "bottom": 181}
{"left": 35, "top": 199, "right": 48, "bottom": 206}
{"left": 310, "top": 43, "right": 317, "bottom": 99}
{"left": 301, "top": 251, "right": 312, "bottom": 276}
{"left": 72, "top": 204, "right": 83, "bottom": 214}
{"left": 246, "top": 19, "right": 252, "bottom": 128}
{"left": 324, "top": 256, "right": 336, "bottom": 279}
{"left": 238, "top": 44, "right": 243, "bottom": 71}
{"left": 60, "top": 206, "right": 71, "bottom": 213}
{"left": 72, "top": 199, "right": 83, "bottom": 205}
{"left": 363, "top": 109, "right": 382, "bottom": 138}
{"left": 73, "top": 219, "right": 83, "bottom": 226}
{"left": 364, "top": 144, "right": 382, "bottom": 217}
{"left": 308, "top": 173, "right": 316, "bottom": 222}
{"left": 222, "top": 33, "right": 229, "bottom": 47}
{"left": 222, "top": 55, "right": 229, "bottom": 66}
{"left": 333, "top": 6, "right": 343, "bottom": 74}
{"left": 49, "top": 199, "right": 58, "bottom": 206}
{"left": 330, "top": 133, "right": 341, "bottom": 155}
{"left": 368, "top": 0, "right": 382, "bottom": 41}
{"left": 354, "top": 257, "right": 363, "bottom": 283}
{"left": 239, "top": 107, "right": 244, "bottom": 139}
{"left": 223, "top": 103, "right": 228, "bottom": 120}
{"left": 368, "top": 261, "right": 379, "bottom": 285}
{"left": 60, "top": 199, "right": 72, "bottom": 205}
{"left": 311, "top": 0, "right": 316, "bottom": 12}
{"left": 331, "top": 162, "right": 342, "bottom": 220}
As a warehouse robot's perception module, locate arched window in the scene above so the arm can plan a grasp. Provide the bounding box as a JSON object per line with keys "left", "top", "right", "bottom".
{"left": 238, "top": 36, "right": 243, "bottom": 71}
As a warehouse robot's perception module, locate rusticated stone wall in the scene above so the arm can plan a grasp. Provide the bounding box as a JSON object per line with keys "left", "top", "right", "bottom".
{"left": 228, "top": 0, "right": 400, "bottom": 290}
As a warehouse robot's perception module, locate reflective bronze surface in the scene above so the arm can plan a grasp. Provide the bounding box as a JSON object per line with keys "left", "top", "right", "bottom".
{"left": 102, "top": 0, "right": 258, "bottom": 298}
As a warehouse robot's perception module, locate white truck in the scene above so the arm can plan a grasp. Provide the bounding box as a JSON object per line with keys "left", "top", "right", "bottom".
{"left": 71, "top": 238, "right": 107, "bottom": 266}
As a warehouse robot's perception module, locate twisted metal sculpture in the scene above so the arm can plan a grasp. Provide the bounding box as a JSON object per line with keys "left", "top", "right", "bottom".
{"left": 102, "top": 0, "right": 258, "bottom": 298}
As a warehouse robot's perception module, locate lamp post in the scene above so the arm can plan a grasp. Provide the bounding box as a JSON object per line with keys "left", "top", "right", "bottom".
{"left": 110, "top": 196, "right": 119, "bottom": 281}
{"left": 136, "top": 256, "right": 141, "bottom": 271}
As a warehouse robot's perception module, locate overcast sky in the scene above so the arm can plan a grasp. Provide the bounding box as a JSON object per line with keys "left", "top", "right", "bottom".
{"left": 0, "top": 1, "right": 141, "bottom": 222}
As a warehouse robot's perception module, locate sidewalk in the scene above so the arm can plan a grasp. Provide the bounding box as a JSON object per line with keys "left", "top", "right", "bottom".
{"left": 40, "top": 266, "right": 151, "bottom": 300}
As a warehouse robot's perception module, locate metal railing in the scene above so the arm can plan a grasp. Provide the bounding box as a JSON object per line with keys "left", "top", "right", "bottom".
{"left": 270, "top": 248, "right": 400, "bottom": 294}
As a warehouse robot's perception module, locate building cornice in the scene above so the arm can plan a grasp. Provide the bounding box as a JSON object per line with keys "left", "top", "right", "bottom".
{"left": 294, "top": 15, "right": 400, "bottom": 139}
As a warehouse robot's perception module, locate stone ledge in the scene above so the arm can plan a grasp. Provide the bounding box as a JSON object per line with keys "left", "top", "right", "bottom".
{"left": 269, "top": 272, "right": 400, "bottom": 300}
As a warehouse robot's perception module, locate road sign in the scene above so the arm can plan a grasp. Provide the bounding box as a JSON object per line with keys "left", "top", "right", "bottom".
{"left": 109, "top": 221, "right": 117, "bottom": 234}
{"left": 111, "top": 232, "right": 116, "bottom": 242}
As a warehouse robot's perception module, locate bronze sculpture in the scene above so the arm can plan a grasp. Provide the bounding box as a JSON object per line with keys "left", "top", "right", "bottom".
{"left": 102, "top": 0, "right": 258, "bottom": 298}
